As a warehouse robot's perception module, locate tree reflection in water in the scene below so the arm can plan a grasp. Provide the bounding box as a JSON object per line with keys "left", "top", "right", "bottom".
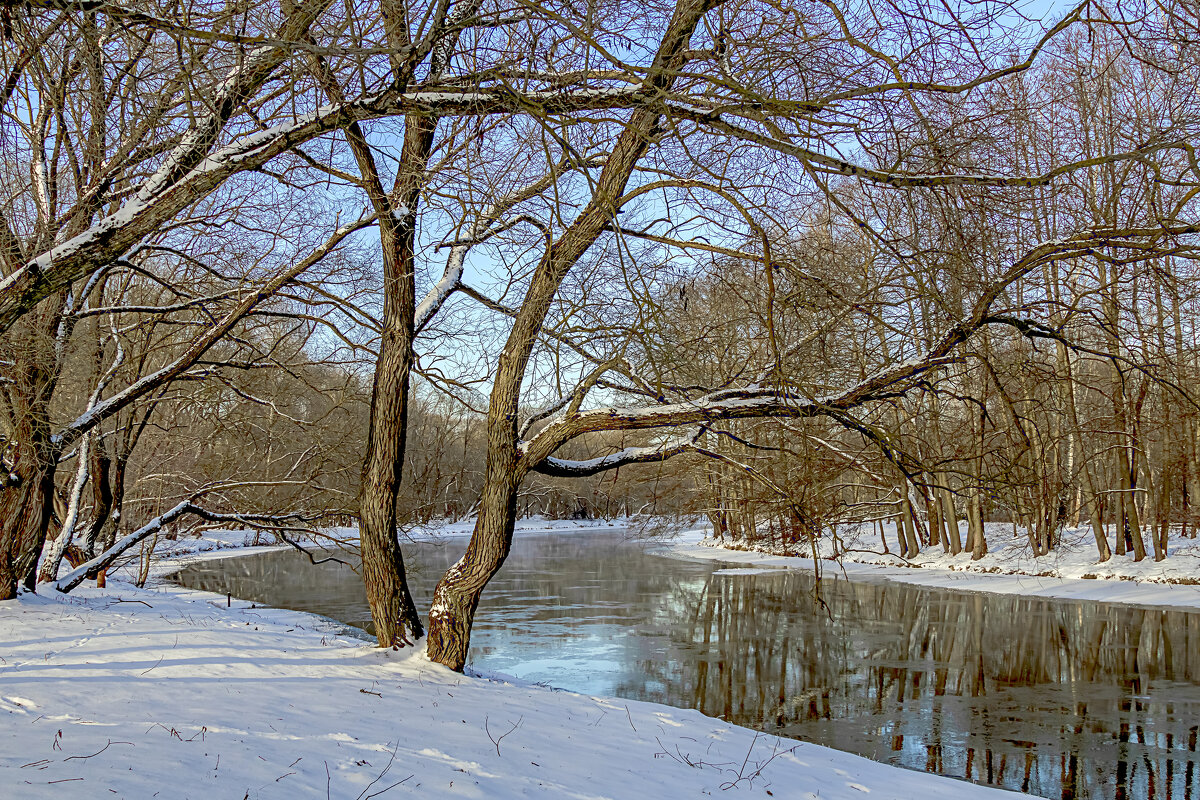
{"left": 172, "top": 533, "right": 1200, "bottom": 800}
{"left": 625, "top": 569, "right": 1200, "bottom": 800}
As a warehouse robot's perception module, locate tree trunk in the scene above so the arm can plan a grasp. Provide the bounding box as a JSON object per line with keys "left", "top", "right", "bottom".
{"left": 38, "top": 433, "right": 91, "bottom": 583}
{"left": 1, "top": 296, "right": 68, "bottom": 596}
{"left": 927, "top": 483, "right": 947, "bottom": 551}
{"left": 0, "top": 458, "right": 55, "bottom": 598}
{"left": 1084, "top": 473, "right": 1111, "bottom": 562}
{"left": 426, "top": 454, "right": 521, "bottom": 670}
{"left": 353, "top": 108, "right": 437, "bottom": 647}
{"left": 968, "top": 487, "right": 987, "bottom": 560}
{"left": 968, "top": 400, "right": 987, "bottom": 560}
{"left": 82, "top": 444, "right": 114, "bottom": 559}
{"left": 424, "top": 0, "right": 717, "bottom": 671}
{"left": 1119, "top": 434, "right": 1147, "bottom": 561}
{"left": 1060, "top": 342, "right": 1110, "bottom": 561}
{"left": 938, "top": 477, "right": 962, "bottom": 556}
{"left": 358, "top": 283, "right": 425, "bottom": 646}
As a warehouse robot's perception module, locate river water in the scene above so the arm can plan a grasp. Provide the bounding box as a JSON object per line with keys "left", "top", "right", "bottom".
{"left": 169, "top": 530, "right": 1200, "bottom": 799}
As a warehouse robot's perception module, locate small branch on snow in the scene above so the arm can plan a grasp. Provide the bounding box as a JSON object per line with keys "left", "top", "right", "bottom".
{"left": 353, "top": 742, "right": 412, "bottom": 800}
{"left": 719, "top": 733, "right": 800, "bottom": 791}
{"left": 63, "top": 739, "right": 134, "bottom": 761}
{"left": 484, "top": 715, "right": 523, "bottom": 756}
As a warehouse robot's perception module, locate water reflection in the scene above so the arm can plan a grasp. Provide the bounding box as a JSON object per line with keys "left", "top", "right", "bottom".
{"left": 170, "top": 533, "right": 1200, "bottom": 799}
{"left": 652, "top": 570, "right": 1200, "bottom": 800}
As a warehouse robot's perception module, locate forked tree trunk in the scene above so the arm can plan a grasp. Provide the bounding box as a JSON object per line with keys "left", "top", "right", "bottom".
{"left": 968, "top": 490, "right": 987, "bottom": 560}
{"left": 1119, "top": 442, "right": 1147, "bottom": 561}
{"left": 938, "top": 478, "right": 962, "bottom": 556}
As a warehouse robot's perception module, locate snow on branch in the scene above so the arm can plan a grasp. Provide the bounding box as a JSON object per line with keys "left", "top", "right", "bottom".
{"left": 531, "top": 429, "right": 704, "bottom": 477}
{"left": 52, "top": 214, "right": 375, "bottom": 449}
{"left": 518, "top": 224, "right": 1200, "bottom": 473}
{"left": 0, "top": 84, "right": 645, "bottom": 335}
{"left": 415, "top": 159, "right": 579, "bottom": 333}
{"left": 53, "top": 502, "right": 318, "bottom": 594}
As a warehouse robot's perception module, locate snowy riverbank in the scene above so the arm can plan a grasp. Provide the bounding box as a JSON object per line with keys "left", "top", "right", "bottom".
{"left": 1, "top": 574, "right": 1026, "bottom": 799}
{"left": 12, "top": 515, "right": 1196, "bottom": 798}
{"left": 666, "top": 521, "right": 1200, "bottom": 610}
{"left": 148, "top": 515, "right": 629, "bottom": 562}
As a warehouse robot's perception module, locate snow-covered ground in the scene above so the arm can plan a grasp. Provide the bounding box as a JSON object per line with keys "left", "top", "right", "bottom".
{"left": 666, "top": 521, "right": 1200, "bottom": 610}
{"left": 14, "top": 514, "right": 1197, "bottom": 798}
{"left": 1, "top": 573, "right": 1024, "bottom": 799}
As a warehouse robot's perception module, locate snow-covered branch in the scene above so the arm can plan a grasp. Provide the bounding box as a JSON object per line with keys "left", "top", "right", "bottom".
{"left": 415, "top": 156, "right": 600, "bottom": 333}
{"left": 53, "top": 502, "right": 318, "bottom": 594}
{"left": 518, "top": 225, "right": 1198, "bottom": 475}
{"left": 0, "top": 84, "right": 645, "bottom": 335}
{"left": 532, "top": 429, "right": 704, "bottom": 477}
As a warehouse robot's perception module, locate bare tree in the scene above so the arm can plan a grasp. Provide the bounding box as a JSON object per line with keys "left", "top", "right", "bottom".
{"left": 415, "top": 0, "right": 1200, "bottom": 670}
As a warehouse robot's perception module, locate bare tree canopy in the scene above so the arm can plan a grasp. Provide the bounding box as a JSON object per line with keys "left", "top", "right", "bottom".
{"left": 5, "top": 0, "right": 1200, "bottom": 677}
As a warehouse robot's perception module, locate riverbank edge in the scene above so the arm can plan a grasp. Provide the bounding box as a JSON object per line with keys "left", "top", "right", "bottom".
{"left": 662, "top": 528, "right": 1200, "bottom": 611}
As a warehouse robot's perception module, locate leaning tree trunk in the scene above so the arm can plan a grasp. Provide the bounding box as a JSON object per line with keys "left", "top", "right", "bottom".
{"left": 425, "top": 450, "right": 522, "bottom": 669}
{"left": 425, "top": 0, "right": 718, "bottom": 671}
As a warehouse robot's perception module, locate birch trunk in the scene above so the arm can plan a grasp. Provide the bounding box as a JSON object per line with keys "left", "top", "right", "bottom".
{"left": 38, "top": 433, "right": 91, "bottom": 583}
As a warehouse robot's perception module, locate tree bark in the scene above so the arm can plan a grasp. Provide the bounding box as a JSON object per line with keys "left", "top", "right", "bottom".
{"left": 82, "top": 444, "right": 114, "bottom": 559}
{"left": 938, "top": 478, "right": 962, "bottom": 556}
{"left": 356, "top": 114, "right": 435, "bottom": 647}
{"left": 899, "top": 488, "right": 920, "bottom": 557}
{"left": 0, "top": 295, "right": 68, "bottom": 596}
{"left": 0, "top": 457, "right": 55, "bottom": 598}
